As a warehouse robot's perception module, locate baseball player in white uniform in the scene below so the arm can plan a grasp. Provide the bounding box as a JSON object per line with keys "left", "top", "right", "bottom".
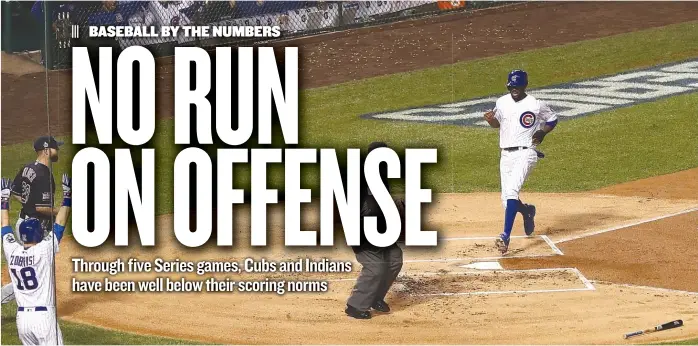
{"left": 1, "top": 174, "right": 71, "bottom": 345}
{"left": 483, "top": 69, "right": 558, "bottom": 254}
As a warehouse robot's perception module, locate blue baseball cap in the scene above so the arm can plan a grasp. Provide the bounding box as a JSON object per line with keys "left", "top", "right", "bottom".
{"left": 507, "top": 70, "right": 528, "bottom": 88}
{"left": 33, "top": 136, "right": 63, "bottom": 151}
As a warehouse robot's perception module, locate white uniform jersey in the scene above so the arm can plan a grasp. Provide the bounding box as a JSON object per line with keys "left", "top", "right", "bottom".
{"left": 494, "top": 94, "right": 558, "bottom": 149}
{"left": 2, "top": 227, "right": 59, "bottom": 308}
{"left": 3, "top": 224, "right": 64, "bottom": 345}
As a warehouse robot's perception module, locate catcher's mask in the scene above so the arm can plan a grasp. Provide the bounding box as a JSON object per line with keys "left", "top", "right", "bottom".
{"left": 506, "top": 69, "right": 528, "bottom": 88}
{"left": 19, "top": 218, "right": 43, "bottom": 244}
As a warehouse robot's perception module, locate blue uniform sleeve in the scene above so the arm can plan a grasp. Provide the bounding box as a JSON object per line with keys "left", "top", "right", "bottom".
{"left": 545, "top": 119, "right": 558, "bottom": 129}
{"left": 1, "top": 226, "right": 12, "bottom": 238}
{"left": 2, "top": 226, "right": 21, "bottom": 260}
{"left": 53, "top": 224, "right": 66, "bottom": 243}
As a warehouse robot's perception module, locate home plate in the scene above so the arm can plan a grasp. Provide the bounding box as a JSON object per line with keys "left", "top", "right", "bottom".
{"left": 460, "top": 261, "right": 503, "bottom": 270}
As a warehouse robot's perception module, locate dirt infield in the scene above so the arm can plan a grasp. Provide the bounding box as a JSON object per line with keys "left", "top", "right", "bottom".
{"left": 502, "top": 168, "right": 698, "bottom": 292}
{"left": 4, "top": 1, "right": 698, "bottom": 144}
{"left": 54, "top": 168, "right": 698, "bottom": 344}
{"left": 3, "top": 2, "right": 698, "bottom": 344}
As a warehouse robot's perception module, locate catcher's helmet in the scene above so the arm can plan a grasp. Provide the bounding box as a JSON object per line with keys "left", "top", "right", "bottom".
{"left": 19, "top": 218, "right": 43, "bottom": 244}
{"left": 507, "top": 69, "right": 528, "bottom": 88}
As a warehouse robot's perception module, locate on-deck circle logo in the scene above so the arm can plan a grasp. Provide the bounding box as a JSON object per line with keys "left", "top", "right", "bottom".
{"left": 519, "top": 111, "right": 536, "bottom": 128}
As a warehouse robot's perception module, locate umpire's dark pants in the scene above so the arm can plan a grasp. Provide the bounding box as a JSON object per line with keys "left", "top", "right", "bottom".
{"left": 347, "top": 244, "right": 403, "bottom": 311}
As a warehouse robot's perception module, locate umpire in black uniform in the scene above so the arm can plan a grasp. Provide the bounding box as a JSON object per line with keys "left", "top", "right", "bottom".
{"left": 11, "top": 136, "right": 63, "bottom": 236}
{"left": 345, "top": 142, "right": 406, "bottom": 320}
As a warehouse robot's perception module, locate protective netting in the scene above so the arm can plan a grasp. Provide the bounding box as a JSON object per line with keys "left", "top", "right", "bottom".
{"left": 25, "top": 1, "right": 516, "bottom": 70}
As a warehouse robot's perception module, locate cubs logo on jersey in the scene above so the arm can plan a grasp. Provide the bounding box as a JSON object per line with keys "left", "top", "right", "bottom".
{"left": 519, "top": 111, "right": 536, "bottom": 128}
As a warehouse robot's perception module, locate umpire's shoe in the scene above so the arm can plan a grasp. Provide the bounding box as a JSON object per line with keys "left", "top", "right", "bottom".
{"left": 372, "top": 300, "right": 390, "bottom": 313}
{"left": 523, "top": 204, "right": 536, "bottom": 236}
{"left": 345, "top": 305, "right": 371, "bottom": 319}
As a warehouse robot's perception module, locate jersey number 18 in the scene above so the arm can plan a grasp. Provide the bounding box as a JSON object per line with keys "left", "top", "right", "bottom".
{"left": 11, "top": 267, "right": 38, "bottom": 290}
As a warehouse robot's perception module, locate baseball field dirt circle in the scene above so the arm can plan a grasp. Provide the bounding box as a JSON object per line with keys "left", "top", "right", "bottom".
{"left": 52, "top": 169, "right": 698, "bottom": 344}
{"left": 2, "top": 2, "right": 698, "bottom": 344}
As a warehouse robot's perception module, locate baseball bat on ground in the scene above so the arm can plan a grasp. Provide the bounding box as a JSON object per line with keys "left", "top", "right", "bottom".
{"left": 624, "top": 320, "right": 683, "bottom": 339}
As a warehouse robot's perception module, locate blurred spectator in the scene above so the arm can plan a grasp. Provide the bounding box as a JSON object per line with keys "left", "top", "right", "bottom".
{"left": 144, "top": 1, "right": 199, "bottom": 44}
{"left": 127, "top": 2, "right": 157, "bottom": 28}
{"left": 148, "top": 0, "right": 198, "bottom": 27}
{"left": 18, "top": 0, "right": 438, "bottom": 69}
{"left": 87, "top": 1, "right": 143, "bottom": 26}
{"left": 198, "top": 0, "right": 240, "bottom": 25}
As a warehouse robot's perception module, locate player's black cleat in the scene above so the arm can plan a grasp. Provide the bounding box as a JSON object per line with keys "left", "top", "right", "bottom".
{"left": 371, "top": 300, "right": 390, "bottom": 313}
{"left": 345, "top": 305, "right": 371, "bottom": 319}
{"left": 495, "top": 236, "right": 510, "bottom": 254}
{"left": 523, "top": 204, "right": 536, "bottom": 236}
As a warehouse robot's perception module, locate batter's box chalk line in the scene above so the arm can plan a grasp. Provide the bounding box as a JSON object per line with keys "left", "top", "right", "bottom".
{"left": 408, "top": 268, "right": 596, "bottom": 297}
{"left": 328, "top": 268, "right": 597, "bottom": 297}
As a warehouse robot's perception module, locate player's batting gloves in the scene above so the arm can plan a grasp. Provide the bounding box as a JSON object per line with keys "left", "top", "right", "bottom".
{"left": 62, "top": 174, "right": 72, "bottom": 207}
{"left": 1, "top": 178, "right": 12, "bottom": 210}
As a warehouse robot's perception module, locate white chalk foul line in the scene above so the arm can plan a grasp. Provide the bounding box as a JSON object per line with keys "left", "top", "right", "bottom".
{"left": 555, "top": 206, "right": 698, "bottom": 244}
{"left": 591, "top": 280, "right": 698, "bottom": 296}
{"left": 404, "top": 253, "right": 556, "bottom": 263}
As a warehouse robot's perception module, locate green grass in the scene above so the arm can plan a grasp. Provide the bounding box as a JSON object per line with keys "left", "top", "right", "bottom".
{"left": 0, "top": 300, "right": 204, "bottom": 345}
{"left": 2, "top": 21, "right": 697, "bottom": 217}
{"left": 2, "top": 20, "right": 698, "bottom": 345}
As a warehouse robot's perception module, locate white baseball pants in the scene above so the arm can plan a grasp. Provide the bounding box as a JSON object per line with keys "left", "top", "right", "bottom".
{"left": 17, "top": 307, "right": 64, "bottom": 345}
{"left": 500, "top": 148, "right": 538, "bottom": 208}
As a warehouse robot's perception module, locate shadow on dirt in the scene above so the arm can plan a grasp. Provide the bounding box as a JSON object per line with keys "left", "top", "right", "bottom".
{"left": 541, "top": 212, "right": 632, "bottom": 237}
{"left": 58, "top": 291, "right": 127, "bottom": 317}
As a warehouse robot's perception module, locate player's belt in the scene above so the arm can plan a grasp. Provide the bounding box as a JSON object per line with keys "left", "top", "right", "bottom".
{"left": 18, "top": 306, "right": 48, "bottom": 312}
{"left": 502, "top": 146, "right": 529, "bottom": 151}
